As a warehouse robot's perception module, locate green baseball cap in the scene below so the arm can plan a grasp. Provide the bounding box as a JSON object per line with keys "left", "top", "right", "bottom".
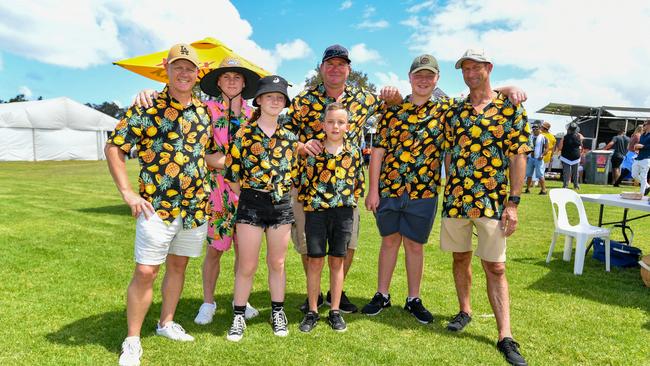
{"left": 409, "top": 54, "right": 439, "bottom": 74}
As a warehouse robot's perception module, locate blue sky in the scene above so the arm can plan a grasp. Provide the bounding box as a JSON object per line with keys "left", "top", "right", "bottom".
{"left": 1, "top": 0, "right": 649, "bottom": 133}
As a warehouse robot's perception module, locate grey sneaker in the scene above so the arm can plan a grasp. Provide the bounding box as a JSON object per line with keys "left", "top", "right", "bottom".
{"left": 497, "top": 337, "right": 528, "bottom": 366}
{"left": 447, "top": 311, "right": 472, "bottom": 332}
{"left": 327, "top": 310, "right": 347, "bottom": 332}
{"left": 299, "top": 311, "right": 319, "bottom": 333}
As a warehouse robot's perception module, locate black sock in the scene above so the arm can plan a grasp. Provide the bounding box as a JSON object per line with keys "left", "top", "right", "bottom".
{"left": 271, "top": 301, "right": 284, "bottom": 311}
{"left": 234, "top": 305, "right": 246, "bottom": 315}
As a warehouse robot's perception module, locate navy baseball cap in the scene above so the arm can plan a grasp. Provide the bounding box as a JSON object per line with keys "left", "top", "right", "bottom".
{"left": 322, "top": 44, "right": 351, "bottom": 64}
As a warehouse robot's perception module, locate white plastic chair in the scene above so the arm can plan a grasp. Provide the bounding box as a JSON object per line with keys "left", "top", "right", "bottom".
{"left": 547, "top": 188, "right": 611, "bottom": 275}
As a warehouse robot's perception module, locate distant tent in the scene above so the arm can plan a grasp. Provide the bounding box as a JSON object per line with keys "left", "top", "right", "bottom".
{"left": 0, "top": 97, "right": 118, "bottom": 161}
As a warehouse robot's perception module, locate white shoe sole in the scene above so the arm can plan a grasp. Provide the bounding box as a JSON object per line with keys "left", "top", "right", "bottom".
{"left": 226, "top": 334, "right": 243, "bottom": 342}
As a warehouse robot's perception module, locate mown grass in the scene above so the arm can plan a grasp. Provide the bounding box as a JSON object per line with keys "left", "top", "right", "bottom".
{"left": 1, "top": 160, "right": 649, "bottom": 365}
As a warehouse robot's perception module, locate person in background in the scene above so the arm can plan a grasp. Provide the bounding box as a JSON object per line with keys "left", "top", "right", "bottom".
{"left": 558, "top": 122, "right": 583, "bottom": 190}
{"left": 524, "top": 123, "right": 548, "bottom": 194}
{"left": 614, "top": 125, "right": 643, "bottom": 187}
{"left": 605, "top": 129, "right": 630, "bottom": 185}
{"left": 632, "top": 120, "right": 650, "bottom": 196}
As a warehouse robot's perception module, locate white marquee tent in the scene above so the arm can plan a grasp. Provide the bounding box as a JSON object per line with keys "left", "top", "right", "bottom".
{"left": 0, "top": 97, "right": 119, "bottom": 161}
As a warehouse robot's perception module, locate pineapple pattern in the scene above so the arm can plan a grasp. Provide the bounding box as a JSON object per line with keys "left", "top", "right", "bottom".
{"left": 373, "top": 96, "right": 451, "bottom": 199}
{"left": 204, "top": 98, "right": 252, "bottom": 250}
{"left": 286, "top": 83, "right": 384, "bottom": 146}
{"left": 442, "top": 93, "right": 531, "bottom": 220}
{"left": 107, "top": 86, "right": 214, "bottom": 229}
{"left": 224, "top": 120, "right": 299, "bottom": 204}
{"left": 297, "top": 142, "right": 364, "bottom": 211}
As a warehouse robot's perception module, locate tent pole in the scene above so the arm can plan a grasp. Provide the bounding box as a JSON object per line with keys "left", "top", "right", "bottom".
{"left": 593, "top": 108, "right": 602, "bottom": 150}
{"left": 32, "top": 128, "right": 36, "bottom": 161}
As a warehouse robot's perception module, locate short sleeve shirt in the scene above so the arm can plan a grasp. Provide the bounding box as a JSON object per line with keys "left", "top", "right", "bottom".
{"left": 297, "top": 142, "right": 364, "bottom": 211}
{"left": 224, "top": 121, "right": 299, "bottom": 203}
{"left": 287, "top": 83, "right": 384, "bottom": 146}
{"left": 106, "top": 86, "right": 215, "bottom": 229}
{"left": 443, "top": 93, "right": 530, "bottom": 220}
{"left": 373, "top": 96, "right": 452, "bottom": 199}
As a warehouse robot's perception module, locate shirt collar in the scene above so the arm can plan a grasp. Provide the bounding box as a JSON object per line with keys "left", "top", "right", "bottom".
{"left": 159, "top": 86, "right": 204, "bottom": 108}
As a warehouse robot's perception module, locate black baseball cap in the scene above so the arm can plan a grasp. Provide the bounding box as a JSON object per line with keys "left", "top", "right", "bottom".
{"left": 322, "top": 44, "right": 351, "bottom": 64}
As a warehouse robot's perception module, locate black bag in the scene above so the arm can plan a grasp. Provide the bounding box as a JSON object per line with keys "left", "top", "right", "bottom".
{"left": 592, "top": 238, "right": 642, "bottom": 268}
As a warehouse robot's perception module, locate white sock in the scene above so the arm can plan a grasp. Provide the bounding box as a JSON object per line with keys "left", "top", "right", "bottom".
{"left": 124, "top": 336, "right": 140, "bottom": 344}
{"left": 380, "top": 292, "right": 389, "bottom": 299}
{"left": 407, "top": 296, "right": 418, "bottom": 302}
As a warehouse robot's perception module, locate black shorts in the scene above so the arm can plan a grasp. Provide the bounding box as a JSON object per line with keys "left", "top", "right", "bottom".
{"left": 375, "top": 194, "right": 438, "bottom": 244}
{"left": 305, "top": 207, "right": 354, "bottom": 258}
{"left": 236, "top": 189, "right": 294, "bottom": 229}
{"left": 611, "top": 156, "right": 624, "bottom": 169}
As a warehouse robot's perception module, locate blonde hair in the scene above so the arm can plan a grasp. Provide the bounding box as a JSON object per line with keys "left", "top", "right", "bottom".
{"left": 325, "top": 102, "right": 347, "bottom": 117}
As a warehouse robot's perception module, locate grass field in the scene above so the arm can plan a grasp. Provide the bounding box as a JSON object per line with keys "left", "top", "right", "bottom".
{"left": 1, "top": 160, "right": 649, "bottom": 365}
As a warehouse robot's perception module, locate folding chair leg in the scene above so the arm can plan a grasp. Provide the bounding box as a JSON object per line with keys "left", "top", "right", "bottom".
{"left": 605, "top": 237, "right": 611, "bottom": 272}
{"left": 563, "top": 236, "right": 573, "bottom": 262}
{"left": 547, "top": 232, "right": 559, "bottom": 263}
{"left": 573, "top": 234, "right": 587, "bottom": 275}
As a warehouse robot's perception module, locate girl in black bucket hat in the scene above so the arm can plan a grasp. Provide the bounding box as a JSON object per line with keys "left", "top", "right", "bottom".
{"left": 223, "top": 74, "right": 298, "bottom": 342}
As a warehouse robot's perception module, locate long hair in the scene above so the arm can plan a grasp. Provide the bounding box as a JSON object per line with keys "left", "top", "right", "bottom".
{"left": 248, "top": 107, "right": 261, "bottom": 124}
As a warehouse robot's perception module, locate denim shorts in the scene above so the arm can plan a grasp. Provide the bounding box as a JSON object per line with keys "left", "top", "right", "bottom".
{"left": 305, "top": 207, "right": 354, "bottom": 258}
{"left": 236, "top": 189, "right": 294, "bottom": 229}
{"left": 375, "top": 194, "right": 438, "bottom": 244}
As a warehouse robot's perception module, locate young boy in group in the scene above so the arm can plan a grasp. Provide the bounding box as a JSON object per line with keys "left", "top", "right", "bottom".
{"left": 297, "top": 102, "right": 364, "bottom": 332}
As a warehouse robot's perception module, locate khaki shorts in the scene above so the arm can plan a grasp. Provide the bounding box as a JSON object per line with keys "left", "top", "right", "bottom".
{"left": 291, "top": 191, "right": 360, "bottom": 255}
{"left": 439, "top": 217, "right": 506, "bottom": 263}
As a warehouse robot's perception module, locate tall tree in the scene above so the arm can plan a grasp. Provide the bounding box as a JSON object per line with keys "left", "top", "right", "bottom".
{"left": 85, "top": 101, "right": 126, "bottom": 119}
{"left": 303, "top": 64, "right": 377, "bottom": 93}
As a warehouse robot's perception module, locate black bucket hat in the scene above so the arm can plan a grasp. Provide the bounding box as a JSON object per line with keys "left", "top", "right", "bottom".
{"left": 200, "top": 56, "right": 260, "bottom": 99}
{"left": 252, "top": 75, "right": 291, "bottom": 108}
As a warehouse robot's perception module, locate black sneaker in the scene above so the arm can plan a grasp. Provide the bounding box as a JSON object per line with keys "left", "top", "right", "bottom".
{"left": 327, "top": 310, "right": 347, "bottom": 332}
{"left": 326, "top": 291, "right": 358, "bottom": 313}
{"left": 226, "top": 314, "right": 246, "bottom": 342}
{"left": 361, "top": 292, "right": 391, "bottom": 315}
{"left": 404, "top": 297, "right": 433, "bottom": 324}
{"left": 447, "top": 311, "right": 472, "bottom": 332}
{"left": 299, "top": 293, "right": 324, "bottom": 314}
{"left": 270, "top": 309, "right": 288, "bottom": 337}
{"left": 524, "top": 188, "right": 530, "bottom": 194}
{"left": 299, "top": 311, "right": 319, "bottom": 333}
{"left": 497, "top": 337, "right": 528, "bottom": 366}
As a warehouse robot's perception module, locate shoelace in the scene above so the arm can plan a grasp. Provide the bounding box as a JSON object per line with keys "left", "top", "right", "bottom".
{"left": 170, "top": 322, "right": 186, "bottom": 334}
{"left": 272, "top": 311, "right": 287, "bottom": 331}
{"left": 409, "top": 299, "right": 426, "bottom": 313}
{"left": 452, "top": 312, "right": 468, "bottom": 324}
{"left": 500, "top": 340, "right": 521, "bottom": 354}
{"left": 122, "top": 341, "right": 141, "bottom": 356}
{"left": 230, "top": 315, "right": 246, "bottom": 333}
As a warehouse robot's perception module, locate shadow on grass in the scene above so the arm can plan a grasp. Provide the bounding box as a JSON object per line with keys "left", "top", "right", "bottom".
{"left": 515, "top": 255, "right": 650, "bottom": 329}
{"left": 76, "top": 205, "right": 131, "bottom": 216}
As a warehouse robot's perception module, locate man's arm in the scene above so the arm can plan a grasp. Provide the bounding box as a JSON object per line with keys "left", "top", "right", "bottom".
{"left": 104, "top": 144, "right": 154, "bottom": 219}
{"left": 364, "top": 147, "right": 385, "bottom": 213}
{"left": 205, "top": 152, "right": 226, "bottom": 170}
{"left": 500, "top": 153, "right": 526, "bottom": 237}
{"left": 494, "top": 86, "right": 527, "bottom": 105}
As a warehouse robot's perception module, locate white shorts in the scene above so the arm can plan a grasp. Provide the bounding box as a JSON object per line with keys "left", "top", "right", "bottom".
{"left": 134, "top": 213, "right": 207, "bottom": 265}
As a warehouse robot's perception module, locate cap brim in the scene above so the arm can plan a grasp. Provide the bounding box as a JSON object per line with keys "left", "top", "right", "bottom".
{"left": 200, "top": 66, "right": 261, "bottom": 99}
{"left": 168, "top": 56, "right": 200, "bottom": 68}
{"left": 410, "top": 66, "right": 439, "bottom": 74}
{"left": 454, "top": 56, "right": 491, "bottom": 69}
{"left": 252, "top": 87, "right": 291, "bottom": 108}
{"left": 322, "top": 56, "right": 351, "bottom": 64}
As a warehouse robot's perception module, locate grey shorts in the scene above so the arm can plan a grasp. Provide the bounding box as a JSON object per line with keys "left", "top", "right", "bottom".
{"left": 375, "top": 194, "right": 438, "bottom": 244}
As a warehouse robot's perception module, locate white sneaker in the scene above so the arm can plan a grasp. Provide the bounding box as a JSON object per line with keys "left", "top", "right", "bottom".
{"left": 194, "top": 302, "right": 216, "bottom": 325}
{"left": 155, "top": 321, "right": 194, "bottom": 341}
{"left": 232, "top": 301, "right": 259, "bottom": 320}
{"left": 226, "top": 314, "right": 246, "bottom": 342}
{"left": 118, "top": 338, "right": 142, "bottom": 366}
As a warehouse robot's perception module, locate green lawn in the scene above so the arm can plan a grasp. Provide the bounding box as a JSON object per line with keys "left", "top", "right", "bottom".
{"left": 1, "top": 160, "right": 649, "bottom": 365}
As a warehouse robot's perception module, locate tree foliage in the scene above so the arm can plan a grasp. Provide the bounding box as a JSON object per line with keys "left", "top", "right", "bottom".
{"left": 0, "top": 94, "right": 43, "bottom": 103}
{"left": 303, "top": 64, "right": 377, "bottom": 94}
{"left": 85, "top": 101, "right": 126, "bottom": 119}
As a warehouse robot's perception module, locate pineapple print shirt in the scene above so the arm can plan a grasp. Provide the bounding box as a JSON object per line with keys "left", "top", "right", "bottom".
{"left": 107, "top": 86, "right": 215, "bottom": 229}
{"left": 297, "top": 142, "right": 365, "bottom": 211}
{"left": 224, "top": 120, "right": 299, "bottom": 203}
{"left": 373, "top": 95, "right": 452, "bottom": 199}
{"left": 442, "top": 92, "right": 531, "bottom": 220}
{"left": 287, "top": 83, "right": 384, "bottom": 146}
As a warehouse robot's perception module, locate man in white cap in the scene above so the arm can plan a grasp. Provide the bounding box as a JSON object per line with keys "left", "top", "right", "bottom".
{"left": 106, "top": 43, "right": 213, "bottom": 366}
{"left": 441, "top": 48, "right": 529, "bottom": 366}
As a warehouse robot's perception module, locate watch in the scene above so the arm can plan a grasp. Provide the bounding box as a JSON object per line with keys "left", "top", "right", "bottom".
{"left": 507, "top": 196, "right": 521, "bottom": 205}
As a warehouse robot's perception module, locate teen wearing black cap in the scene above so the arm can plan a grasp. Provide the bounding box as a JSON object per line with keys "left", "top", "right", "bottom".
{"left": 223, "top": 75, "right": 299, "bottom": 342}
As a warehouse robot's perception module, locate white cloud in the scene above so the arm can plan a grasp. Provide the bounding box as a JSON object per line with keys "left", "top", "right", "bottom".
{"left": 0, "top": 0, "right": 285, "bottom": 72}
{"left": 363, "top": 5, "right": 376, "bottom": 18}
{"left": 288, "top": 69, "right": 318, "bottom": 99}
{"left": 406, "top": 1, "right": 434, "bottom": 13}
{"left": 340, "top": 0, "right": 352, "bottom": 10}
{"left": 349, "top": 43, "right": 381, "bottom": 64}
{"left": 405, "top": 0, "right": 650, "bottom": 127}
{"left": 375, "top": 72, "right": 411, "bottom": 97}
{"left": 400, "top": 16, "right": 420, "bottom": 28}
{"left": 356, "top": 20, "right": 389, "bottom": 31}
{"left": 274, "top": 39, "right": 312, "bottom": 61}
{"left": 18, "top": 86, "right": 32, "bottom": 99}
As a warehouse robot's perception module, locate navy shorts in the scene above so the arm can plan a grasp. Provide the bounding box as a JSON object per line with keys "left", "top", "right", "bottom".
{"left": 305, "top": 207, "right": 354, "bottom": 258}
{"left": 375, "top": 194, "right": 438, "bottom": 244}
{"left": 236, "top": 189, "right": 294, "bottom": 229}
